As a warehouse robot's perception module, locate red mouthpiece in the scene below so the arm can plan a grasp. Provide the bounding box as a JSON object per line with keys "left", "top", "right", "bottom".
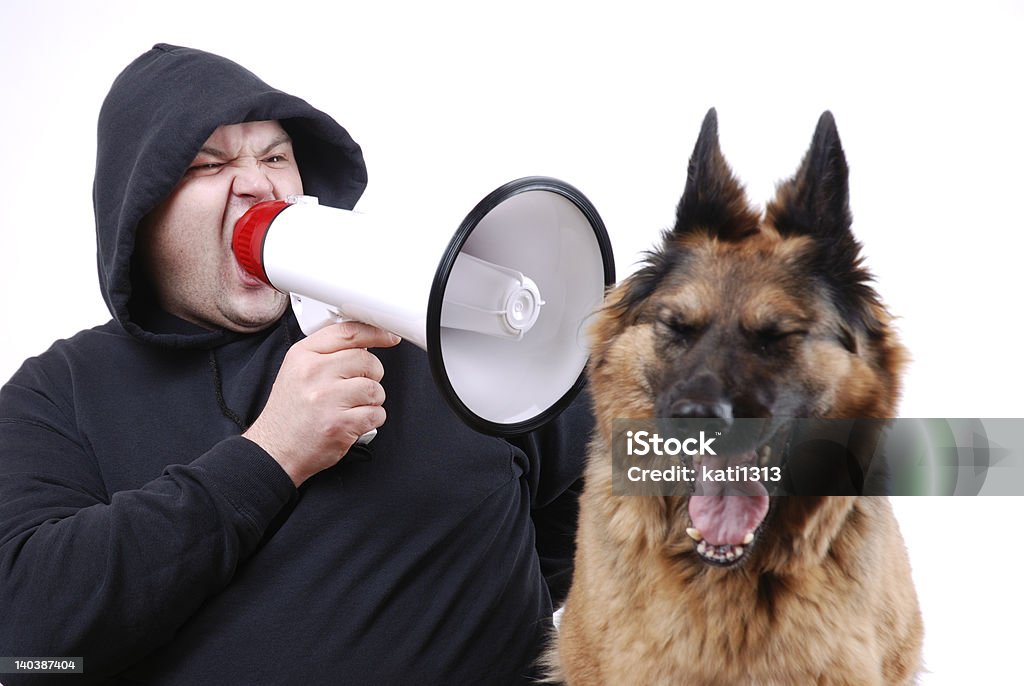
{"left": 232, "top": 200, "right": 289, "bottom": 285}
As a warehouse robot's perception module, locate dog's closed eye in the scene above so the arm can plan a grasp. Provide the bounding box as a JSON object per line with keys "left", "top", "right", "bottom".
{"left": 752, "top": 327, "right": 808, "bottom": 355}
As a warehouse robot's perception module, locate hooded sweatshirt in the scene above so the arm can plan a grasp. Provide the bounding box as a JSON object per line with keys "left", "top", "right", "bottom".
{"left": 0, "top": 44, "right": 588, "bottom": 685}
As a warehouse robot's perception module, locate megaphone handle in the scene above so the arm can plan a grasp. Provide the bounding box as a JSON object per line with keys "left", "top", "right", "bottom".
{"left": 289, "top": 293, "right": 378, "bottom": 446}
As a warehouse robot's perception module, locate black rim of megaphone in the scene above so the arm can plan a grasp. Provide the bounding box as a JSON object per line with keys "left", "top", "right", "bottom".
{"left": 426, "top": 176, "right": 616, "bottom": 437}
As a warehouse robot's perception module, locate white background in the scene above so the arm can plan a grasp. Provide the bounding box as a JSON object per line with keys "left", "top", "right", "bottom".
{"left": 0, "top": 1, "right": 1021, "bottom": 683}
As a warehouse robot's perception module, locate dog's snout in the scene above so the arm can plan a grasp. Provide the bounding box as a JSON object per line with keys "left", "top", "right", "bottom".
{"left": 668, "top": 398, "right": 734, "bottom": 434}
{"left": 656, "top": 374, "right": 735, "bottom": 432}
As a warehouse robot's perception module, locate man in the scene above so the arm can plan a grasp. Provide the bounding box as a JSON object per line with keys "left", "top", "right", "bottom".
{"left": 0, "top": 44, "right": 589, "bottom": 685}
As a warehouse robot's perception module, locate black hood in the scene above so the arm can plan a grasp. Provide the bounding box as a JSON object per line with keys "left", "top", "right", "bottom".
{"left": 93, "top": 43, "right": 367, "bottom": 347}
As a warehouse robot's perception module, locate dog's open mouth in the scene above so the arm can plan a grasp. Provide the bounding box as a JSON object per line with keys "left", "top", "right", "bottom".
{"left": 686, "top": 443, "right": 776, "bottom": 567}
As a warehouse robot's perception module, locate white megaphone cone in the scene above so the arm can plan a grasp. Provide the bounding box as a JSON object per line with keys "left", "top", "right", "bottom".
{"left": 233, "top": 176, "right": 615, "bottom": 437}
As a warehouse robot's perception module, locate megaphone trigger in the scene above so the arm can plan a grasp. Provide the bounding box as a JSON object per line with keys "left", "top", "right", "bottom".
{"left": 290, "top": 293, "right": 345, "bottom": 336}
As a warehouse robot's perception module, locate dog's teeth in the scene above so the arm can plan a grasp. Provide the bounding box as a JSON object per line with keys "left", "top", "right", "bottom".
{"left": 759, "top": 445, "right": 771, "bottom": 466}
{"left": 686, "top": 527, "right": 703, "bottom": 542}
{"left": 743, "top": 531, "right": 755, "bottom": 545}
{"left": 734, "top": 546, "right": 744, "bottom": 557}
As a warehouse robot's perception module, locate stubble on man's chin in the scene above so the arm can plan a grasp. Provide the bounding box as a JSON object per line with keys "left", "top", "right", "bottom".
{"left": 233, "top": 290, "right": 292, "bottom": 332}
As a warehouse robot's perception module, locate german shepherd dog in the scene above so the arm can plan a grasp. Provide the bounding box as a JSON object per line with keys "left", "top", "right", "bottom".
{"left": 546, "top": 110, "right": 923, "bottom": 685}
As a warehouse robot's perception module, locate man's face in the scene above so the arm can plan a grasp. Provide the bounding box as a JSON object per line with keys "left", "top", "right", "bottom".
{"left": 139, "top": 120, "right": 303, "bottom": 332}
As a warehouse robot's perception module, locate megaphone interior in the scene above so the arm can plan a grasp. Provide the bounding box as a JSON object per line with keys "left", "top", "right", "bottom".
{"left": 233, "top": 176, "right": 615, "bottom": 436}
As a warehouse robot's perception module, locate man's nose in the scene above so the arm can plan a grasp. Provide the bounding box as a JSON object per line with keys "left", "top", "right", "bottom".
{"left": 231, "top": 162, "right": 275, "bottom": 199}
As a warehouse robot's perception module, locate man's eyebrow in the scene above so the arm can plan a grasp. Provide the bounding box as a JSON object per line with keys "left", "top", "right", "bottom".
{"left": 195, "top": 135, "right": 293, "bottom": 160}
{"left": 257, "top": 134, "right": 293, "bottom": 157}
{"left": 196, "top": 145, "right": 229, "bottom": 160}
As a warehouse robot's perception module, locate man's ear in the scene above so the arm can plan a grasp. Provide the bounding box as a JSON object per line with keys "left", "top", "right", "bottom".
{"left": 672, "top": 108, "right": 760, "bottom": 240}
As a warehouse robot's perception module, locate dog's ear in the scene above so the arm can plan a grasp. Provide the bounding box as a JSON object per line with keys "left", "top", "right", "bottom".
{"left": 767, "top": 111, "right": 853, "bottom": 243}
{"left": 768, "top": 112, "right": 883, "bottom": 342}
{"left": 605, "top": 109, "right": 757, "bottom": 330}
{"left": 673, "top": 108, "right": 760, "bottom": 240}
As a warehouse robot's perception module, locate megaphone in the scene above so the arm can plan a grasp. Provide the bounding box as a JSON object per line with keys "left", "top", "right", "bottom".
{"left": 233, "top": 176, "right": 615, "bottom": 437}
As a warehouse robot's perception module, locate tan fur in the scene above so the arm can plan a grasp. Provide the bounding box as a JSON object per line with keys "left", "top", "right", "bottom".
{"left": 545, "top": 112, "right": 922, "bottom": 685}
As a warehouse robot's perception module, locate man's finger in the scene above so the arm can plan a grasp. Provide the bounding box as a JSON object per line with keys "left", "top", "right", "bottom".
{"left": 301, "top": 321, "right": 401, "bottom": 354}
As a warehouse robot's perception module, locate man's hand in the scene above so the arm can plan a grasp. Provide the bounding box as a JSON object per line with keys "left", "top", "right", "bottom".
{"left": 243, "top": 322, "right": 401, "bottom": 486}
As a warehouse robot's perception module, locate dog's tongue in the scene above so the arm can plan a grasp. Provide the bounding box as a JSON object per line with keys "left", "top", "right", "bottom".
{"left": 688, "top": 451, "right": 770, "bottom": 546}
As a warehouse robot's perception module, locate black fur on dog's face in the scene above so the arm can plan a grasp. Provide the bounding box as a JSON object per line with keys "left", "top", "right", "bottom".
{"left": 586, "top": 109, "right": 907, "bottom": 568}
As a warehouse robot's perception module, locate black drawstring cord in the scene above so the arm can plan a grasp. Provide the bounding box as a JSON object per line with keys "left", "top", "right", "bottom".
{"left": 207, "top": 317, "right": 298, "bottom": 433}
{"left": 209, "top": 350, "right": 248, "bottom": 432}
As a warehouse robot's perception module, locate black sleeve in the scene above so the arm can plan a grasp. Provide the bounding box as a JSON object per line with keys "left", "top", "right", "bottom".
{"left": 0, "top": 372, "right": 296, "bottom": 685}
{"left": 509, "top": 387, "right": 593, "bottom": 607}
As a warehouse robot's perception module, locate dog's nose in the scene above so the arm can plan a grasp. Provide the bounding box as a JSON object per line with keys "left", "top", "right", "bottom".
{"left": 667, "top": 399, "right": 734, "bottom": 434}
